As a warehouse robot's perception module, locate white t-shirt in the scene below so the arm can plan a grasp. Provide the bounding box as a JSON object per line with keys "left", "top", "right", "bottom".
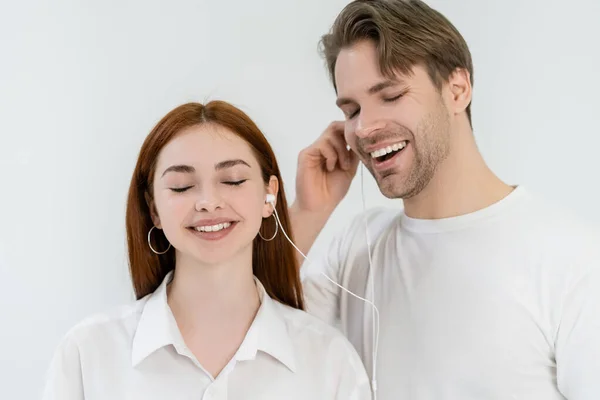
{"left": 303, "top": 186, "right": 600, "bottom": 400}
{"left": 42, "top": 272, "right": 372, "bottom": 400}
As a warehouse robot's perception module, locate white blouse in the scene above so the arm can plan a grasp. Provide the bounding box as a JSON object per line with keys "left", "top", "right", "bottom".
{"left": 41, "top": 272, "right": 372, "bottom": 399}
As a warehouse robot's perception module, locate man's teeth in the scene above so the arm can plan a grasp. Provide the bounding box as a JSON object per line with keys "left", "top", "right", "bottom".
{"left": 195, "top": 222, "right": 232, "bottom": 232}
{"left": 370, "top": 141, "right": 407, "bottom": 159}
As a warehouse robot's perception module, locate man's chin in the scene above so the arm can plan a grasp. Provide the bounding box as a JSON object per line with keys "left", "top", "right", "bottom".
{"left": 375, "top": 173, "right": 409, "bottom": 199}
{"left": 362, "top": 163, "right": 414, "bottom": 199}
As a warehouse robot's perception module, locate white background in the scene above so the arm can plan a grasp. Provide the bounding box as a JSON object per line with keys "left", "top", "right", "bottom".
{"left": 1, "top": 0, "right": 599, "bottom": 398}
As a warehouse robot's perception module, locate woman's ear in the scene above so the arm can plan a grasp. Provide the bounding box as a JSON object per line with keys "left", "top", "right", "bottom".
{"left": 145, "top": 191, "right": 162, "bottom": 228}
{"left": 263, "top": 175, "right": 279, "bottom": 218}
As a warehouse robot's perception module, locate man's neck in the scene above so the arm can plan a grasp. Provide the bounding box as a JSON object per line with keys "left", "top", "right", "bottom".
{"left": 403, "top": 128, "right": 514, "bottom": 220}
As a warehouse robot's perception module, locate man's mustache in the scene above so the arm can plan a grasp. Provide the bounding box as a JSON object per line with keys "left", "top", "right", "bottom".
{"left": 357, "top": 131, "right": 411, "bottom": 153}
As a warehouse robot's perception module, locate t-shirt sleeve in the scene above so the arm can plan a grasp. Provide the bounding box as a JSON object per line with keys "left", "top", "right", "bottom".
{"left": 301, "top": 208, "right": 388, "bottom": 329}
{"left": 41, "top": 331, "right": 85, "bottom": 400}
{"left": 301, "top": 226, "right": 347, "bottom": 328}
{"left": 555, "top": 246, "right": 600, "bottom": 400}
{"left": 301, "top": 210, "right": 367, "bottom": 328}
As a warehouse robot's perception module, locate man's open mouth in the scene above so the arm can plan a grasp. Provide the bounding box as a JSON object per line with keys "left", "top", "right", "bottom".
{"left": 370, "top": 140, "right": 408, "bottom": 163}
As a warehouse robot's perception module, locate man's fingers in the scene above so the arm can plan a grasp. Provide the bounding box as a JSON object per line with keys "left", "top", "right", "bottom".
{"left": 318, "top": 140, "right": 339, "bottom": 172}
{"left": 327, "top": 120, "right": 345, "bottom": 134}
{"left": 325, "top": 121, "right": 350, "bottom": 169}
{"left": 326, "top": 136, "right": 351, "bottom": 170}
{"left": 299, "top": 121, "right": 347, "bottom": 172}
{"left": 348, "top": 148, "right": 360, "bottom": 172}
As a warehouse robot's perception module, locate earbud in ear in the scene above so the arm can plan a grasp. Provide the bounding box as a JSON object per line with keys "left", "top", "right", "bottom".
{"left": 265, "top": 194, "right": 276, "bottom": 204}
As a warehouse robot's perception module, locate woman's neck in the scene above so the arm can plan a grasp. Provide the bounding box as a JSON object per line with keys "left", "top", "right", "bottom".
{"left": 166, "top": 250, "right": 261, "bottom": 378}
{"left": 167, "top": 250, "right": 260, "bottom": 326}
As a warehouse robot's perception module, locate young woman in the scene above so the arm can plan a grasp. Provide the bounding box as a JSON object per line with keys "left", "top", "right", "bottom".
{"left": 42, "top": 101, "right": 372, "bottom": 399}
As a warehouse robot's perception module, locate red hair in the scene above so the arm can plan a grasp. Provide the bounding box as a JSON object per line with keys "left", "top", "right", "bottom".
{"left": 125, "top": 101, "right": 304, "bottom": 310}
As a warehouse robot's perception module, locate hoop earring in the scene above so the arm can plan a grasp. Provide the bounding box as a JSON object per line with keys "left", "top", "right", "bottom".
{"left": 148, "top": 226, "right": 171, "bottom": 254}
{"left": 258, "top": 214, "right": 278, "bottom": 241}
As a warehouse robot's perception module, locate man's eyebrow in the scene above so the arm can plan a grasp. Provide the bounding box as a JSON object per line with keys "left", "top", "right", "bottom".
{"left": 368, "top": 79, "right": 401, "bottom": 94}
{"left": 336, "top": 79, "right": 402, "bottom": 107}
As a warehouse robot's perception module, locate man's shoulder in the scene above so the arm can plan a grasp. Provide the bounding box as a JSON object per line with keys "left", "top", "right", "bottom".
{"left": 336, "top": 206, "right": 402, "bottom": 242}
{"left": 517, "top": 188, "right": 600, "bottom": 242}
{"left": 316, "top": 206, "right": 402, "bottom": 277}
{"left": 512, "top": 189, "right": 600, "bottom": 272}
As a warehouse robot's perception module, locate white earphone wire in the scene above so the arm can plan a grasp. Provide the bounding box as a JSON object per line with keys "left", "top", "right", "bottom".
{"left": 360, "top": 164, "right": 379, "bottom": 395}
{"left": 268, "top": 189, "right": 379, "bottom": 398}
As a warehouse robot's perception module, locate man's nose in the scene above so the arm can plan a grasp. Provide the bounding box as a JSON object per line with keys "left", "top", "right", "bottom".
{"left": 355, "top": 119, "right": 385, "bottom": 138}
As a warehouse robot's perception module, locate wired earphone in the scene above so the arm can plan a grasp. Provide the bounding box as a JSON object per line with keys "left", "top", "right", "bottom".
{"left": 264, "top": 164, "right": 380, "bottom": 399}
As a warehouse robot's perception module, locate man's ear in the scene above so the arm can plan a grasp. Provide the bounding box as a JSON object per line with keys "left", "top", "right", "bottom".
{"left": 446, "top": 67, "right": 472, "bottom": 117}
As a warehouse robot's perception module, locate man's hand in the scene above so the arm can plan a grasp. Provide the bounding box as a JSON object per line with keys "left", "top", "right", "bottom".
{"left": 295, "top": 121, "right": 359, "bottom": 215}
{"left": 290, "top": 121, "right": 359, "bottom": 265}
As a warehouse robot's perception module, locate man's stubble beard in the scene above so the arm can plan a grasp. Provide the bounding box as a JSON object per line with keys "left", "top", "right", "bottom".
{"left": 367, "top": 100, "right": 452, "bottom": 200}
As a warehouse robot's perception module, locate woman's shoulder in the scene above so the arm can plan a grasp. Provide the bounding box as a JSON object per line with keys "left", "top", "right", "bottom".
{"left": 273, "top": 302, "right": 372, "bottom": 395}
{"left": 58, "top": 296, "right": 149, "bottom": 349}
{"left": 273, "top": 301, "right": 357, "bottom": 352}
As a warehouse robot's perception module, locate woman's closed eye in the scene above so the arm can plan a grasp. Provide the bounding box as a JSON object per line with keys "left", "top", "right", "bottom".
{"left": 222, "top": 179, "right": 247, "bottom": 186}
{"left": 168, "top": 180, "right": 246, "bottom": 192}
{"left": 169, "top": 185, "right": 193, "bottom": 193}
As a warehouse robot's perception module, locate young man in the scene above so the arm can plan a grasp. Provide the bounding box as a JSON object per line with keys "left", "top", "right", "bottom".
{"left": 289, "top": 1, "right": 600, "bottom": 399}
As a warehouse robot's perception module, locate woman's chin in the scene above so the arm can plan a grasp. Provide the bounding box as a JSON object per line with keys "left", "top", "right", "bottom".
{"left": 175, "top": 242, "right": 254, "bottom": 268}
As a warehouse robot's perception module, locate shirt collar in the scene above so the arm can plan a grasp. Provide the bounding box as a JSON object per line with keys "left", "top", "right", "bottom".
{"left": 130, "top": 272, "right": 297, "bottom": 373}
{"left": 235, "top": 278, "right": 297, "bottom": 372}
{"left": 131, "top": 271, "right": 183, "bottom": 367}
